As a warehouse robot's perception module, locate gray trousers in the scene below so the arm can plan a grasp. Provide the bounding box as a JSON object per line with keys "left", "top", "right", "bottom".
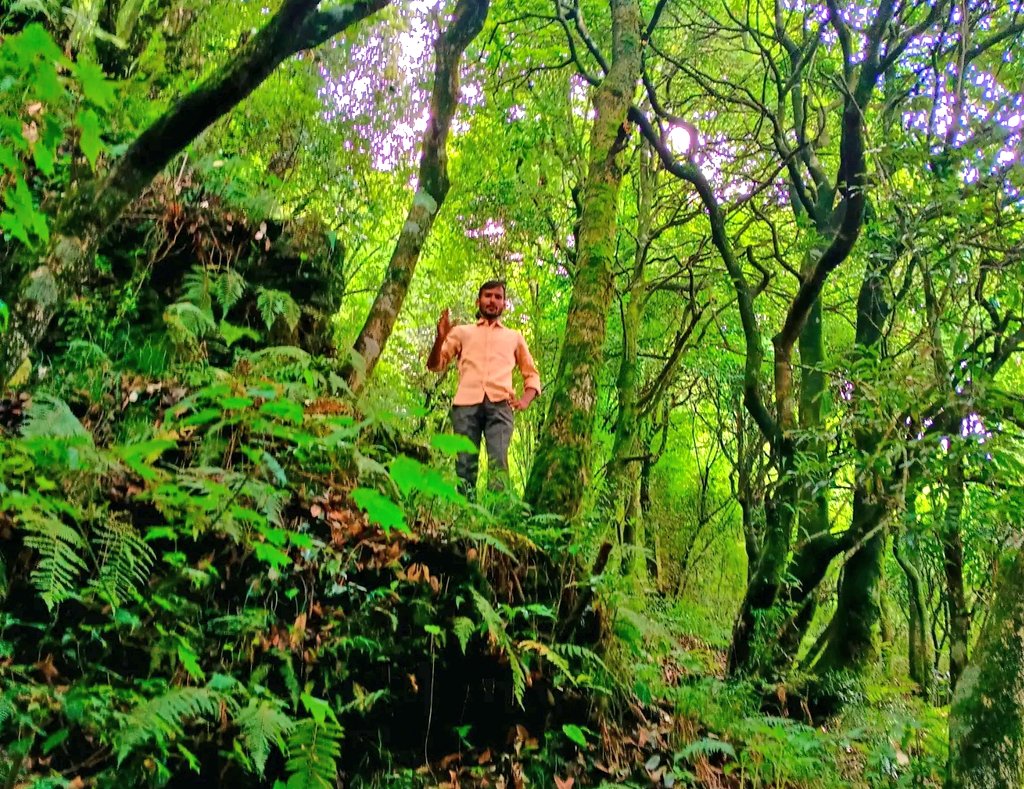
{"left": 450, "top": 397, "right": 514, "bottom": 496}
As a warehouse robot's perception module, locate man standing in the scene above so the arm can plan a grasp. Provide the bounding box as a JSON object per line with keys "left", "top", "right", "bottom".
{"left": 427, "top": 280, "right": 541, "bottom": 496}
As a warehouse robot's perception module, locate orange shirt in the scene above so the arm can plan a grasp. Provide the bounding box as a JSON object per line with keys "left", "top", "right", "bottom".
{"left": 437, "top": 319, "right": 542, "bottom": 406}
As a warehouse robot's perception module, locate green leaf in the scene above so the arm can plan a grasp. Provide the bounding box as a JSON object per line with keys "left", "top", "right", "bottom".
{"left": 77, "top": 108, "right": 103, "bottom": 168}
{"left": 562, "top": 723, "right": 588, "bottom": 747}
{"left": 254, "top": 542, "right": 292, "bottom": 570}
{"left": 75, "top": 60, "right": 116, "bottom": 107}
{"left": 259, "top": 399, "right": 304, "bottom": 425}
{"left": 351, "top": 487, "right": 408, "bottom": 534}
{"left": 32, "top": 142, "right": 55, "bottom": 176}
{"left": 299, "top": 693, "right": 338, "bottom": 726}
{"left": 177, "top": 640, "right": 207, "bottom": 682}
{"left": 42, "top": 728, "right": 69, "bottom": 755}
{"left": 430, "top": 433, "right": 478, "bottom": 455}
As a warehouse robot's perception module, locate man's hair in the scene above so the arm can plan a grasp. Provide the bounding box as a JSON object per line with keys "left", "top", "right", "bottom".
{"left": 478, "top": 279, "right": 506, "bottom": 297}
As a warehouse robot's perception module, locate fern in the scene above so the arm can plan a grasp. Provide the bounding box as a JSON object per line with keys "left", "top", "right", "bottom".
{"left": 679, "top": 736, "right": 736, "bottom": 761}
{"left": 91, "top": 516, "right": 155, "bottom": 607}
{"left": 284, "top": 718, "right": 343, "bottom": 789}
{"left": 211, "top": 268, "right": 247, "bottom": 313}
{"left": 452, "top": 616, "right": 475, "bottom": 654}
{"left": 20, "top": 394, "right": 92, "bottom": 442}
{"left": 0, "top": 696, "right": 14, "bottom": 731}
{"left": 116, "top": 687, "right": 221, "bottom": 764}
{"left": 181, "top": 268, "right": 213, "bottom": 311}
{"left": 165, "top": 301, "right": 216, "bottom": 348}
{"left": 256, "top": 288, "right": 301, "bottom": 332}
{"left": 470, "top": 588, "right": 526, "bottom": 706}
{"left": 519, "top": 639, "right": 575, "bottom": 683}
{"left": 20, "top": 509, "right": 89, "bottom": 609}
{"left": 236, "top": 699, "right": 293, "bottom": 776}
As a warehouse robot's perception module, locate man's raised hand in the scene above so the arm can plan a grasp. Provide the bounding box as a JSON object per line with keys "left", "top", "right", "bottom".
{"left": 437, "top": 308, "right": 453, "bottom": 338}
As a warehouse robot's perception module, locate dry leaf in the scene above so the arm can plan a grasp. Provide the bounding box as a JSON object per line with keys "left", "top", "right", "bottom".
{"left": 554, "top": 776, "right": 574, "bottom": 789}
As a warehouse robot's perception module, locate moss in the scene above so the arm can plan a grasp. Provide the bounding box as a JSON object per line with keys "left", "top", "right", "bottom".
{"left": 947, "top": 549, "right": 1024, "bottom": 788}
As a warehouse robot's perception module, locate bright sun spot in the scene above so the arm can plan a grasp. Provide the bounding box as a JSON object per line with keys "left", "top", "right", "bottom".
{"left": 667, "top": 125, "right": 692, "bottom": 155}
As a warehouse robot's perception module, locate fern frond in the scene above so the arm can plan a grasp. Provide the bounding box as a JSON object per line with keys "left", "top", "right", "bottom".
{"left": 21, "top": 395, "right": 92, "bottom": 442}
{"left": 165, "top": 301, "right": 216, "bottom": 347}
{"left": 236, "top": 699, "right": 293, "bottom": 776}
{"left": 256, "top": 288, "right": 301, "bottom": 332}
{"left": 116, "top": 687, "right": 221, "bottom": 764}
{"left": 679, "top": 736, "right": 736, "bottom": 761}
{"left": 518, "top": 639, "right": 575, "bottom": 684}
{"left": 452, "top": 616, "right": 475, "bottom": 654}
{"left": 212, "top": 268, "right": 247, "bottom": 312}
{"left": 91, "top": 516, "right": 155, "bottom": 607}
{"left": 284, "top": 718, "right": 343, "bottom": 789}
{"left": 470, "top": 588, "right": 526, "bottom": 706}
{"left": 181, "top": 268, "right": 213, "bottom": 310}
{"left": 20, "top": 510, "right": 89, "bottom": 609}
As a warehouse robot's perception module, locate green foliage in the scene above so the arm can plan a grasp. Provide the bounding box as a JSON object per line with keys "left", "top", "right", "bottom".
{"left": 116, "top": 685, "right": 223, "bottom": 764}
{"left": 0, "top": 24, "right": 113, "bottom": 248}
{"left": 284, "top": 719, "right": 344, "bottom": 789}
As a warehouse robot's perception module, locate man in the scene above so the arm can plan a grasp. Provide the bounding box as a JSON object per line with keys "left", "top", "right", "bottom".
{"left": 427, "top": 280, "right": 541, "bottom": 496}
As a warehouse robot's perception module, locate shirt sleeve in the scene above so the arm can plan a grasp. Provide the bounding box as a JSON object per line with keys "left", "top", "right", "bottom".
{"left": 515, "top": 333, "right": 542, "bottom": 394}
{"left": 437, "top": 326, "right": 463, "bottom": 369}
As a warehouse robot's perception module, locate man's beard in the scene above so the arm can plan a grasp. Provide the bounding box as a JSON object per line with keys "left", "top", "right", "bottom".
{"left": 480, "top": 305, "right": 503, "bottom": 319}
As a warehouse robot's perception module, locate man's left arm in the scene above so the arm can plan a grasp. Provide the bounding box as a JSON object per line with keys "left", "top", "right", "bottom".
{"left": 511, "top": 333, "right": 541, "bottom": 411}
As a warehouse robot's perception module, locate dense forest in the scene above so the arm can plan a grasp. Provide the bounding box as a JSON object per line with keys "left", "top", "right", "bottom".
{"left": 1, "top": 0, "right": 1022, "bottom": 786}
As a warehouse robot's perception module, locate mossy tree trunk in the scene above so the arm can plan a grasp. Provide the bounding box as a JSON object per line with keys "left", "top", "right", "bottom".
{"left": 0, "top": 0, "right": 391, "bottom": 389}
{"left": 893, "top": 521, "right": 932, "bottom": 696}
{"left": 525, "top": 0, "right": 642, "bottom": 519}
{"left": 347, "top": 0, "right": 490, "bottom": 391}
{"left": 947, "top": 546, "right": 1024, "bottom": 789}
{"left": 605, "top": 140, "right": 655, "bottom": 576}
{"left": 942, "top": 461, "right": 969, "bottom": 692}
{"left": 803, "top": 251, "right": 893, "bottom": 675}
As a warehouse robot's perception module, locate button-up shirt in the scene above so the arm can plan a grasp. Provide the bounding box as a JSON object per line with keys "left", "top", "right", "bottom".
{"left": 437, "top": 319, "right": 542, "bottom": 406}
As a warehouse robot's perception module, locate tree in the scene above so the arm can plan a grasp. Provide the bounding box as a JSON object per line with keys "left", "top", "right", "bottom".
{"left": 947, "top": 544, "right": 1024, "bottom": 789}
{"left": 525, "top": 0, "right": 643, "bottom": 518}
{"left": 346, "top": 0, "right": 491, "bottom": 390}
{"left": 0, "top": 0, "right": 391, "bottom": 388}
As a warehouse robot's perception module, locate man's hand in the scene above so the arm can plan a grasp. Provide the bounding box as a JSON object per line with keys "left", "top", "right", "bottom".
{"left": 437, "top": 308, "right": 452, "bottom": 339}
{"left": 509, "top": 388, "right": 538, "bottom": 412}
{"left": 427, "top": 309, "right": 453, "bottom": 373}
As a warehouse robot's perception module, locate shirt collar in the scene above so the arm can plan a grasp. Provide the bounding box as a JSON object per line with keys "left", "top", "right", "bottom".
{"left": 476, "top": 317, "right": 504, "bottom": 328}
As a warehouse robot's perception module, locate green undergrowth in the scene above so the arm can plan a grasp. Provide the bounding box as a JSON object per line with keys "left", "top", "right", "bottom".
{"left": 0, "top": 350, "right": 616, "bottom": 787}
{"left": 1, "top": 347, "right": 951, "bottom": 788}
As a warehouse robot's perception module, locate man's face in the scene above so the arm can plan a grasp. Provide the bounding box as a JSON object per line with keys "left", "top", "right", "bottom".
{"left": 477, "top": 286, "right": 506, "bottom": 319}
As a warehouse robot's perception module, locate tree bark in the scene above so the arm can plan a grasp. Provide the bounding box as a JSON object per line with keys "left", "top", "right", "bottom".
{"left": 942, "top": 461, "right": 969, "bottom": 693}
{"left": 346, "top": 0, "right": 490, "bottom": 390}
{"left": 810, "top": 496, "right": 887, "bottom": 675}
{"left": 525, "top": 0, "right": 642, "bottom": 519}
{"left": 0, "top": 0, "right": 391, "bottom": 388}
{"left": 947, "top": 546, "right": 1024, "bottom": 789}
{"left": 893, "top": 527, "right": 932, "bottom": 696}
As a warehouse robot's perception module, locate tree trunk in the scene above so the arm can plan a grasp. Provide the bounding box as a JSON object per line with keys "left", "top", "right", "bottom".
{"left": 0, "top": 0, "right": 391, "bottom": 388}
{"left": 607, "top": 290, "right": 643, "bottom": 574}
{"left": 942, "top": 461, "right": 969, "bottom": 693}
{"left": 894, "top": 529, "right": 932, "bottom": 697}
{"left": 810, "top": 495, "right": 886, "bottom": 675}
{"left": 947, "top": 546, "right": 1024, "bottom": 789}
{"left": 346, "top": 0, "right": 489, "bottom": 390}
{"left": 524, "top": 0, "right": 642, "bottom": 519}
